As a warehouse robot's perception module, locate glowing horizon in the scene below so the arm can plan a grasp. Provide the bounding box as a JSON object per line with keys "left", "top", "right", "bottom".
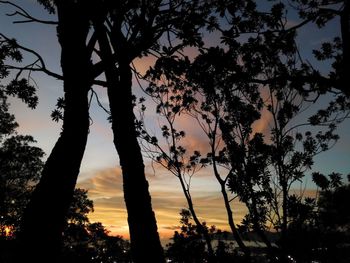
{"left": 77, "top": 166, "right": 249, "bottom": 244}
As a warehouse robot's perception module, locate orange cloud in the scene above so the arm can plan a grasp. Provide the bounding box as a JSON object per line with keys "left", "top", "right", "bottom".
{"left": 251, "top": 87, "right": 273, "bottom": 138}
{"left": 75, "top": 88, "right": 282, "bottom": 243}
{"left": 252, "top": 106, "right": 273, "bottom": 137}
{"left": 77, "top": 166, "right": 248, "bottom": 244}
{"left": 78, "top": 167, "right": 123, "bottom": 199}
{"left": 133, "top": 55, "right": 157, "bottom": 76}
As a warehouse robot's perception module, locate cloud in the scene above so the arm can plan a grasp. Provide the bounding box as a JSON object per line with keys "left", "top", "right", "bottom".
{"left": 133, "top": 55, "right": 157, "bottom": 76}
{"left": 77, "top": 166, "right": 248, "bottom": 243}
{"left": 88, "top": 196, "right": 129, "bottom": 238}
{"left": 150, "top": 187, "right": 248, "bottom": 243}
{"left": 252, "top": 106, "right": 273, "bottom": 138}
{"left": 78, "top": 167, "right": 124, "bottom": 199}
{"left": 77, "top": 168, "right": 129, "bottom": 237}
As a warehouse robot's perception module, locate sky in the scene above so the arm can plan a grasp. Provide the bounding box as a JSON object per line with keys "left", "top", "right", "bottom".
{"left": 1, "top": 1, "right": 350, "bottom": 244}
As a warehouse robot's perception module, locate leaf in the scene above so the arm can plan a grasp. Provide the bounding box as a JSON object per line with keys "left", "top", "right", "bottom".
{"left": 312, "top": 172, "right": 330, "bottom": 190}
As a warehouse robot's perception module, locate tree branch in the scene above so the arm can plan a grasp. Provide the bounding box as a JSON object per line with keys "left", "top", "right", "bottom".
{"left": 0, "top": 33, "right": 63, "bottom": 79}
{"left": 0, "top": 0, "right": 58, "bottom": 25}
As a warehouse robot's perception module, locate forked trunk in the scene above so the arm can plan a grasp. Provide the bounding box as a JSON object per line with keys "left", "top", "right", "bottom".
{"left": 94, "top": 23, "right": 165, "bottom": 262}
{"left": 108, "top": 61, "right": 165, "bottom": 263}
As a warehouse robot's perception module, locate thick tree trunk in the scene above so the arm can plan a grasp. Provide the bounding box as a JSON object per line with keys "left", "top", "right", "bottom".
{"left": 17, "top": 2, "right": 91, "bottom": 262}
{"left": 109, "top": 64, "right": 165, "bottom": 263}
{"left": 94, "top": 23, "right": 165, "bottom": 263}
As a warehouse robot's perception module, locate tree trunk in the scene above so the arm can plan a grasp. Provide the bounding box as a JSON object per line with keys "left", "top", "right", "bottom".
{"left": 109, "top": 63, "right": 165, "bottom": 263}
{"left": 211, "top": 141, "right": 251, "bottom": 260}
{"left": 279, "top": 179, "right": 289, "bottom": 259}
{"left": 17, "top": 1, "right": 91, "bottom": 262}
{"left": 220, "top": 183, "right": 251, "bottom": 260}
{"left": 249, "top": 190, "right": 277, "bottom": 261}
{"left": 177, "top": 175, "right": 216, "bottom": 262}
{"left": 94, "top": 23, "right": 165, "bottom": 263}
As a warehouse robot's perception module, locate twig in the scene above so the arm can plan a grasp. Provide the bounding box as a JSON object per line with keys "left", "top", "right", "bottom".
{"left": 1, "top": 33, "right": 63, "bottom": 80}
{"left": 0, "top": 0, "right": 58, "bottom": 25}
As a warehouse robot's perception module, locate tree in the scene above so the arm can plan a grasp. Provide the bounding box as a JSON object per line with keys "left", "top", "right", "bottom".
{"left": 3, "top": 1, "right": 216, "bottom": 261}
{"left": 0, "top": 135, "right": 44, "bottom": 237}
{"left": 0, "top": 136, "right": 130, "bottom": 262}
{"left": 0, "top": 34, "right": 44, "bottom": 240}
{"left": 2, "top": 1, "right": 349, "bottom": 262}
{"left": 140, "top": 1, "right": 349, "bottom": 262}
{"left": 61, "top": 194, "right": 132, "bottom": 263}
{"left": 11, "top": 1, "right": 94, "bottom": 261}
{"left": 166, "top": 210, "right": 241, "bottom": 263}
{"left": 136, "top": 69, "right": 217, "bottom": 260}
{"left": 289, "top": 0, "right": 349, "bottom": 97}
{"left": 90, "top": 1, "right": 215, "bottom": 261}
{"left": 191, "top": 3, "right": 348, "bottom": 260}
{"left": 62, "top": 222, "right": 131, "bottom": 263}
{"left": 190, "top": 22, "right": 345, "bottom": 263}
{"left": 310, "top": 172, "right": 350, "bottom": 262}
{"left": 166, "top": 210, "right": 213, "bottom": 263}
{"left": 140, "top": 1, "right": 280, "bottom": 259}
{"left": 1, "top": 35, "right": 127, "bottom": 263}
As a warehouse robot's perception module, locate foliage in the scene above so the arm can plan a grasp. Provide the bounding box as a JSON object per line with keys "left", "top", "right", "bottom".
{"left": 0, "top": 35, "right": 131, "bottom": 261}
{"left": 282, "top": 173, "right": 350, "bottom": 262}
{"left": 37, "top": 0, "right": 55, "bottom": 14}
{"left": 289, "top": 0, "right": 350, "bottom": 97}
{"left": 166, "top": 210, "right": 239, "bottom": 263}
{"left": 0, "top": 36, "right": 43, "bottom": 237}
{"left": 62, "top": 222, "right": 132, "bottom": 263}
{"left": 62, "top": 190, "right": 132, "bottom": 262}
{"left": 65, "top": 188, "right": 94, "bottom": 226}
{"left": 0, "top": 127, "right": 129, "bottom": 261}
{"left": 142, "top": 1, "right": 350, "bottom": 261}
{"left": 0, "top": 134, "right": 44, "bottom": 236}
{"left": 314, "top": 172, "right": 350, "bottom": 229}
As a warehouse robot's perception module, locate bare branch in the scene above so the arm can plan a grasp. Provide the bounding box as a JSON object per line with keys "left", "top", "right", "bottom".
{"left": 90, "top": 88, "right": 110, "bottom": 114}
{"left": 0, "top": 0, "right": 57, "bottom": 24}
{"left": 92, "top": 79, "right": 108, "bottom": 87}
{"left": 1, "top": 33, "right": 63, "bottom": 80}
{"left": 228, "top": 195, "right": 238, "bottom": 203}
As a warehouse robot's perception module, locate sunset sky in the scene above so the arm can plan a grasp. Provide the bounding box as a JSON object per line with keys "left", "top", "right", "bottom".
{"left": 1, "top": 1, "right": 350, "bottom": 244}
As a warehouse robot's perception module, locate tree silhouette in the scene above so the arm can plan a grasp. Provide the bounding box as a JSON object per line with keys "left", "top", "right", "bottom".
{"left": 90, "top": 1, "right": 215, "bottom": 261}
{"left": 61, "top": 194, "right": 132, "bottom": 263}
{"left": 0, "top": 35, "right": 44, "bottom": 243}
{"left": 139, "top": 1, "right": 350, "bottom": 262}
{"left": 0, "top": 135, "right": 44, "bottom": 236}
{"left": 2, "top": 1, "right": 216, "bottom": 261}
{"left": 0, "top": 112, "right": 129, "bottom": 262}
{"left": 135, "top": 71, "right": 217, "bottom": 259}
{"left": 166, "top": 210, "right": 245, "bottom": 263}
{"left": 289, "top": 0, "right": 349, "bottom": 97}
{"left": 11, "top": 2, "right": 94, "bottom": 261}
{"left": 1, "top": 36, "right": 128, "bottom": 262}
{"left": 166, "top": 210, "right": 210, "bottom": 263}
